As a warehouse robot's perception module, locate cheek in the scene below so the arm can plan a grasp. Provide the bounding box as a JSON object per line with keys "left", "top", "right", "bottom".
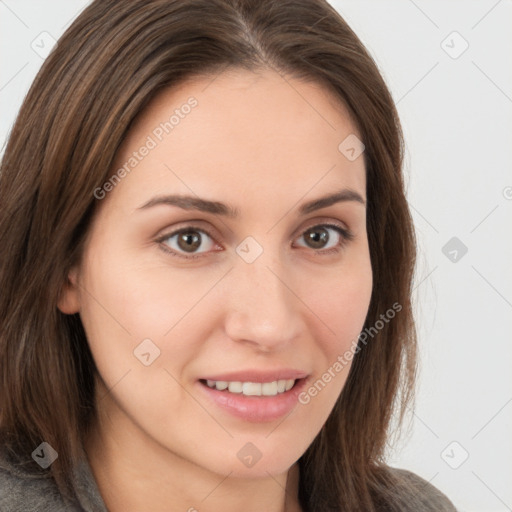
{"left": 295, "top": 260, "right": 372, "bottom": 425}
{"left": 77, "top": 248, "right": 219, "bottom": 383}
{"left": 80, "top": 246, "right": 195, "bottom": 336}
{"left": 307, "top": 251, "right": 373, "bottom": 355}
{"left": 76, "top": 257, "right": 204, "bottom": 427}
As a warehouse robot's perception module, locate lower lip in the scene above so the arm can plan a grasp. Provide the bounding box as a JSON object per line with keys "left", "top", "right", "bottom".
{"left": 197, "top": 378, "right": 308, "bottom": 423}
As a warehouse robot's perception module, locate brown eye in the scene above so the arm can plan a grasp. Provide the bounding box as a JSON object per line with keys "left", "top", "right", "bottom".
{"left": 176, "top": 230, "right": 202, "bottom": 252}
{"left": 295, "top": 224, "right": 353, "bottom": 252}
{"left": 161, "top": 227, "right": 217, "bottom": 257}
{"left": 303, "top": 226, "right": 330, "bottom": 249}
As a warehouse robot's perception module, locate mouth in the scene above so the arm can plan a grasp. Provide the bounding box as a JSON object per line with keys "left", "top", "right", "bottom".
{"left": 199, "top": 378, "right": 300, "bottom": 396}
{"left": 196, "top": 373, "right": 310, "bottom": 422}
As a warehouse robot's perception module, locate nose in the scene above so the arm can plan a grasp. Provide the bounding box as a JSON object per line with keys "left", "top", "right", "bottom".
{"left": 222, "top": 249, "right": 303, "bottom": 352}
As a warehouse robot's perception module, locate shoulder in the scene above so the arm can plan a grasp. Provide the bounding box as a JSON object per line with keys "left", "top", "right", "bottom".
{"left": 384, "top": 466, "right": 458, "bottom": 512}
{"left": 0, "top": 449, "right": 82, "bottom": 512}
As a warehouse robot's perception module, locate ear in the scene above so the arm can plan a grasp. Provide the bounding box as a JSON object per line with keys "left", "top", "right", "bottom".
{"left": 57, "top": 267, "right": 81, "bottom": 314}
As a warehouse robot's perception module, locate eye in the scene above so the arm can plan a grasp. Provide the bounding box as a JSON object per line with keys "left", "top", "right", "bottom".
{"left": 158, "top": 226, "right": 219, "bottom": 259}
{"left": 157, "top": 222, "right": 354, "bottom": 260}
{"left": 294, "top": 223, "right": 353, "bottom": 254}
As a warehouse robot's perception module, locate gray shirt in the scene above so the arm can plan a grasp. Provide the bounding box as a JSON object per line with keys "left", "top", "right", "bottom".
{"left": 0, "top": 449, "right": 457, "bottom": 511}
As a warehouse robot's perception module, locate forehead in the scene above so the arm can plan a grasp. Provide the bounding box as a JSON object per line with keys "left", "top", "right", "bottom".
{"left": 108, "top": 68, "right": 366, "bottom": 212}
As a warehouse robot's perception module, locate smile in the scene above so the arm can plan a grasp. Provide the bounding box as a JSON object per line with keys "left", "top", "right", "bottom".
{"left": 203, "top": 379, "right": 296, "bottom": 396}
{"left": 197, "top": 376, "right": 309, "bottom": 422}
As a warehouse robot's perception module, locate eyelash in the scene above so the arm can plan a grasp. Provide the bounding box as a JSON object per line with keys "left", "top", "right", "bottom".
{"left": 156, "top": 223, "right": 354, "bottom": 260}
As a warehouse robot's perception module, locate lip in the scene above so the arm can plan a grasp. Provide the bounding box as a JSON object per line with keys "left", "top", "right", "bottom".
{"left": 196, "top": 373, "right": 310, "bottom": 423}
{"left": 200, "top": 369, "right": 309, "bottom": 383}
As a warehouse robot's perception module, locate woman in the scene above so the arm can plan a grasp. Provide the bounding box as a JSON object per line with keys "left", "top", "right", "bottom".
{"left": 0, "top": 0, "right": 456, "bottom": 510}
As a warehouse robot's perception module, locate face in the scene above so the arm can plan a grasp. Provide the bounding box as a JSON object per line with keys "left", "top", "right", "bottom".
{"left": 59, "top": 68, "right": 372, "bottom": 479}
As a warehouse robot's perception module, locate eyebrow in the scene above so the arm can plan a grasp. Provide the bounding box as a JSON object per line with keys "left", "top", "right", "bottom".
{"left": 137, "top": 188, "right": 366, "bottom": 217}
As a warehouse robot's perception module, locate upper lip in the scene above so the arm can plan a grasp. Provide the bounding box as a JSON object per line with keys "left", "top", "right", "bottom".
{"left": 200, "top": 369, "right": 309, "bottom": 383}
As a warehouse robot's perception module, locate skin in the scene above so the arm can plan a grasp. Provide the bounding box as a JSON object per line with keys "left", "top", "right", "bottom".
{"left": 58, "top": 68, "right": 372, "bottom": 512}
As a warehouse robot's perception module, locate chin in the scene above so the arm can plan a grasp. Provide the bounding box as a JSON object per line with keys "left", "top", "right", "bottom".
{"left": 198, "top": 436, "right": 306, "bottom": 479}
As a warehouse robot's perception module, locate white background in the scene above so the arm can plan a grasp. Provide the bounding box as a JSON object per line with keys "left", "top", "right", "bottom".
{"left": 1, "top": 1, "right": 511, "bottom": 510}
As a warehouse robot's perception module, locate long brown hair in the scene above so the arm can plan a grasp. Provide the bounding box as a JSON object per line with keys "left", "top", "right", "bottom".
{"left": 0, "top": 1, "right": 417, "bottom": 510}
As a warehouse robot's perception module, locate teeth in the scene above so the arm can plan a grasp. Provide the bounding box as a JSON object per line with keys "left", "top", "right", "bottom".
{"left": 205, "top": 379, "right": 297, "bottom": 396}
{"left": 242, "top": 382, "right": 261, "bottom": 395}
{"left": 261, "top": 381, "right": 278, "bottom": 396}
{"left": 285, "top": 379, "right": 295, "bottom": 391}
{"left": 228, "top": 381, "right": 243, "bottom": 393}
